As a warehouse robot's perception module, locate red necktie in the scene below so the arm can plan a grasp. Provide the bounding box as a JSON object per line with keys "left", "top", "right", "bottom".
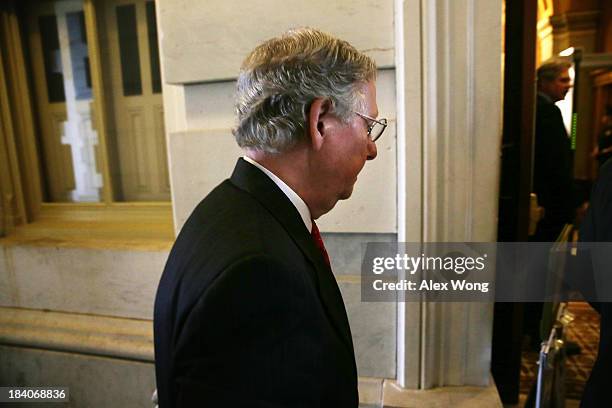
{"left": 311, "top": 221, "right": 331, "bottom": 268}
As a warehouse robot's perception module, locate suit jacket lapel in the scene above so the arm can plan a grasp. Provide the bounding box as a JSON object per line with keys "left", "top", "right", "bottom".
{"left": 230, "top": 158, "right": 355, "bottom": 357}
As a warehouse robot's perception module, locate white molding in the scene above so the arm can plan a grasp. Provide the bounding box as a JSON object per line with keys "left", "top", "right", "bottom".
{"left": 420, "top": 0, "right": 501, "bottom": 388}
{"left": 395, "top": 0, "right": 502, "bottom": 389}
{"left": 421, "top": 0, "right": 475, "bottom": 387}
{"left": 395, "top": 0, "right": 424, "bottom": 390}
{"left": 0, "top": 307, "right": 153, "bottom": 362}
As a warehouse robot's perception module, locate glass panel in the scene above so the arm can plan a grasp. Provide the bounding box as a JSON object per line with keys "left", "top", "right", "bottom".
{"left": 115, "top": 4, "right": 142, "bottom": 96}
{"left": 66, "top": 11, "right": 92, "bottom": 100}
{"left": 38, "top": 14, "right": 65, "bottom": 103}
{"left": 146, "top": 1, "right": 161, "bottom": 94}
{"left": 26, "top": 1, "right": 103, "bottom": 203}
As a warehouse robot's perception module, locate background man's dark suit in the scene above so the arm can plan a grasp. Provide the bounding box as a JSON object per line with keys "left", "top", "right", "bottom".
{"left": 523, "top": 94, "right": 576, "bottom": 349}
{"left": 532, "top": 93, "right": 574, "bottom": 242}
{"left": 154, "top": 158, "right": 358, "bottom": 408}
{"left": 579, "top": 161, "right": 612, "bottom": 407}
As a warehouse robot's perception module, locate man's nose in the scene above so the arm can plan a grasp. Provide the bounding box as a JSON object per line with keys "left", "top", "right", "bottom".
{"left": 367, "top": 139, "right": 377, "bottom": 160}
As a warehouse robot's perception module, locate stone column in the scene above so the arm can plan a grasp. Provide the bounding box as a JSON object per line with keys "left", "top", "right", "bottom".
{"left": 392, "top": 0, "right": 503, "bottom": 404}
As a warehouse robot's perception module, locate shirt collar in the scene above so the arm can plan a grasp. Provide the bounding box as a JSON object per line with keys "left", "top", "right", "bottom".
{"left": 243, "top": 156, "right": 313, "bottom": 233}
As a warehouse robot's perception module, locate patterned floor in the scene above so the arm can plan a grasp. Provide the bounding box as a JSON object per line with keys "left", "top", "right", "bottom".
{"left": 520, "top": 302, "right": 600, "bottom": 400}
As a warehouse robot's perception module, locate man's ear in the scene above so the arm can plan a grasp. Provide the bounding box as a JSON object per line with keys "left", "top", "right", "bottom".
{"left": 308, "top": 98, "right": 332, "bottom": 151}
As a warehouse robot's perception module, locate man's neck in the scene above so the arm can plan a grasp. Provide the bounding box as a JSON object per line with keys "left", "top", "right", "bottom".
{"left": 243, "top": 155, "right": 313, "bottom": 231}
{"left": 245, "top": 148, "right": 326, "bottom": 219}
{"left": 537, "top": 91, "right": 554, "bottom": 103}
{"left": 246, "top": 147, "right": 306, "bottom": 188}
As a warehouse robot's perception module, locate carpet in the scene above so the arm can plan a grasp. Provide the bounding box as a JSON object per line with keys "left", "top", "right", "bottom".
{"left": 520, "top": 302, "right": 600, "bottom": 401}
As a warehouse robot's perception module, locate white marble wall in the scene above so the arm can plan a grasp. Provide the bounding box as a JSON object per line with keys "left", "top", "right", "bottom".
{"left": 0, "top": 237, "right": 397, "bottom": 378}
{"left": 0, "top": 345, "right": 156, "bottom": 408}
{"left": 0, "top": 244, "right": 167, "bottom": 319}
{"left": 340, "top": 281, "right": 396, "bottom": 379}
{"left": 168, "top": 129, "right": 243, "bottom": 231}
{"left": 157, "top": 0, "right": 394, "bottom": 84}
{"left": 327, "top": 233, "right": 398, "bottom": 378}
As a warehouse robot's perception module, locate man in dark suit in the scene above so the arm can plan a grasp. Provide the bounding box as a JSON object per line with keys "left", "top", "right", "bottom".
{"left": 532, "top": 60, "right": 574, "bottom": 243}
{"left": 524, "top": 60, "right": 575, "bottom": 350}
{"left": 154, "top": 28, "right": 386, "bottom": 407}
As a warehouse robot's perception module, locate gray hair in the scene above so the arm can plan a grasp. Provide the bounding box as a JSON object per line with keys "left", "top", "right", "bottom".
{"left": 233, "top": 28, "right": 377, "bottom": 153}
{"left": 537, "top": 59, "right": 572, "bottom": 84}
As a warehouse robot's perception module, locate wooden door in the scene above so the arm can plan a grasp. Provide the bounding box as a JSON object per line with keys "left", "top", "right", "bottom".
{"left": 492, "top": 0, "right": 538, "bottom": 403}
{"left": 26, "top": 1, "right": 74, "bottom": 202}
{"left": 98, "top": 0, "right": 169, "bottom": 201}
{"left": 26, "top": 0, "right": 103, "bottom": 203}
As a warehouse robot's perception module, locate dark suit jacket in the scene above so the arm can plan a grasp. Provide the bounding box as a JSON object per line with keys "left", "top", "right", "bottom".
{"left": 154, "top": 158, "right": 358, "bottom": 408}
{"left": 533, "top": 94, "right": 574, "bottom": 241}
{"left": 579, "top": 161, "right": 612, "bottom": 407}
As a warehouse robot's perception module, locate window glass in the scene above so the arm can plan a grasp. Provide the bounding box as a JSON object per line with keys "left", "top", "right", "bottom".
{"left": 146, "top": 1, "right": 161, "bottom": 94}
{"left": 66, "top": 11, "right": 92, "bottom": 100}
{"left": 38, "top": 14, "right": 65, "bottom": 103}
{"left": 115, "top": 4, "right": 142, "bottom": 96}
{"left": 98, "top": 0, "right": 170, "bottom": 201}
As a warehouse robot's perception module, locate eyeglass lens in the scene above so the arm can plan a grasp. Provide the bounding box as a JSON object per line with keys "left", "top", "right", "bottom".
{"left": 370, "top": 119, "right": 387, "bottom": 142}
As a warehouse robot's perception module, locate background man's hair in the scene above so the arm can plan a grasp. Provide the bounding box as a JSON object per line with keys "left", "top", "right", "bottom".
{"left": 233, "top": 27, "right": 377, "bottom": 153}
{"left": 537, "top": 59, "right": 572, "bottom": 84}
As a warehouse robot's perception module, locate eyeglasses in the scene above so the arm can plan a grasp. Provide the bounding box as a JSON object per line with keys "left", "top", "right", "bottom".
{"left": 353, "top": 111, "right": 388, "bottom": 142}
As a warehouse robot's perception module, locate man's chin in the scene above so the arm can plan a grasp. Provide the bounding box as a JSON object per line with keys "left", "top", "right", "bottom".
{"left": 339, "top": 187, "right": 355, "bottom": 201}
{"left": 318, "top": 188, "right": 354, "bottom": 217}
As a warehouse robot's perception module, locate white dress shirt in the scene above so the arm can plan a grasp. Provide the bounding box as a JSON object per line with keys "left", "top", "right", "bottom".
{"left": 242, "top": 156, "right": 313, "bottom": 233}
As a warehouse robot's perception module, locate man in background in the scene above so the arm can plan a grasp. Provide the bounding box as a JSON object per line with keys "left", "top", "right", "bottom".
{"left": 524, "top": 60, "right": 576, "bottom": 352}
{"left": 532, "top": 60, "right": 574, "bottom": 243}
{"left": 154, "top": 28, "right": 386, "bottom": 407}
